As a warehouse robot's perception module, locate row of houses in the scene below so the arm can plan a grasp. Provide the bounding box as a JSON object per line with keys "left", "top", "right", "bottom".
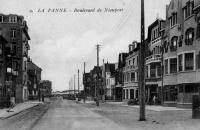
{"left": 0, "top": 14, "right": 52, "bottom": 107}
{"left": 83, "top": 0, "right": 200, "bottom": 108}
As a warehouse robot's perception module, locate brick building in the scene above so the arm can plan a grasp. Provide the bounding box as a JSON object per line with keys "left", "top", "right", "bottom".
{"left": 0, "top": 35, "right": 8, "bottom": 107}
{"left": 27, "top": 59, "right": 42, "bottom": 100}
{"left": 114, "top": 53, "right": 128, "bottom": 101}
{"left": 123, "top": 41, "right": 140, "bottom": 101}
{"left": 40, "top": 80, "right": 52, "bottom": 97}
{"left": 162, "top": 0, "right": 200, "bottom": 108}
{"left": 0, "top": 14, "right": 30, "bottom": 103}
{"left": 146, "top": 18, "right": 165, "bottom": 104}
{"left": 102, "top": 62, "right": 115, "bottom": 100}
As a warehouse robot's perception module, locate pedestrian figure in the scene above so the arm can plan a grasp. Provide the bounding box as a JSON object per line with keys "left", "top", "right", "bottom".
{"left": 42, "top": 94, "right": 44, "bottom": 102}
{"left": 153, "top": 96, "right": 156, "bottom": 105}
{"left": 7, "top": 96, "right": 15, "bottom": 112}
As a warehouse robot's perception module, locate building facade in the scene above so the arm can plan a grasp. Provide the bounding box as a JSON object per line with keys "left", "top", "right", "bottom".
{"left": 27, "top": 59, "right": 42, "bottom": 100}
{"left": 146, "top": 18, "right": 165, "bottom": 104}
{"left": 162, "top": 0, "right": 200, "bottom": 108}
{"left": 102, "top": 63, "right": 115, "bottom": 100}
{"left": 40, "top": 80, "right": 52, "bottom": 97}
{"left": 114, "top": 53, "right": 128, "bottom": 101}
{"left": 0, "top": 35, "right": 8, "bottom": 107}
{"left": 0, "top": 14, "right": 30, "bottom": 103}
{"left": 123, "top": 41, "right": 139, "bottom": 101}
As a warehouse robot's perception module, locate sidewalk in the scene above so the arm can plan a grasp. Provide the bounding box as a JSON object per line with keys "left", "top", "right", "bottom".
{"left": 103, "top": 101, "right": 190, "bottom": 112}
{"left": 0, "top": 101, "right": 43, "bottom": 119}
{"left": 123, "top": 105, "right": 190, "bottom": 112}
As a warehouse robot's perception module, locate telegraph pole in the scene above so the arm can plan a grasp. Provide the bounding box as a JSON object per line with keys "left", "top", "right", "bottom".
{"left": 74, "top": 75, "right": 76, "bottom": 96}
{"left": 78, "top": 69, "right": 80, "bottom": 100}
{"left": 139, "top": 0, "right": 146, "bottom": 121}
{"left": 95, "top": 44, "right": 101, "bottom": 106}
{"left": 83, "top": 62, "right": 86, "bottom": 103}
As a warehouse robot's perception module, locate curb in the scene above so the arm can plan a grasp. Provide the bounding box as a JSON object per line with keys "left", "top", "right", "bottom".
{"left": 0, "top": 104, "right": 39, "bottom": 120}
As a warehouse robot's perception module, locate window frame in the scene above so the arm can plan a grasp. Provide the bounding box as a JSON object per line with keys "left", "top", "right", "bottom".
{"left": 170, "top": 58, "right": 177, "bottom": 74}
{"left": 185, "top": 28, "right": 194, "bottom": 45}
{"left": 184, "top": 52, "right": 194, "bottom": 71}
{"left": 170, "top": 36, "right": 178, "bottom": 52}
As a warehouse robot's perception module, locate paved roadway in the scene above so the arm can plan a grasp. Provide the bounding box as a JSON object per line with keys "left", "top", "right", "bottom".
{"left": 32, "top": 98, "right": 127, "bottom": 130}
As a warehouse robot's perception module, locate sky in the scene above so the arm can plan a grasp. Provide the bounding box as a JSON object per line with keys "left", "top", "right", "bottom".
{"left": 0, "top": 0, "right": 170, "bottom": 91}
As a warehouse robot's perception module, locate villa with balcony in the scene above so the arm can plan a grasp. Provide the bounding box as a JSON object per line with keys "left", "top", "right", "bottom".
{"left": 145, "top": 18, "right": 166, "bottom": 103}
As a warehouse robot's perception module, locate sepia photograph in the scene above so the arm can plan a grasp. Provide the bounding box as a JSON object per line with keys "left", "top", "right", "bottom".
{"left": 0, "top": 0, "right": 200, "bottom": 129}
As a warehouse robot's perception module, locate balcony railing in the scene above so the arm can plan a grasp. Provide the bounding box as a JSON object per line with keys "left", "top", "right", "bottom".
{"left": 145, "top": 54, "right": 161, "bottom": 64}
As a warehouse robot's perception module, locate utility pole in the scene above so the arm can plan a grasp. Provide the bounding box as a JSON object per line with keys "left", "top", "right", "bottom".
{"left": 139, "top": 0, "right": 146, "bottom": 121}
{"left": 74, "top": 75, "right": 75, "bottom": 96}
{"left": 83, "top": 62, "right": 86, "bottom": 103}
{"left": 95, "top": 44, "right": 101, "bottom": 106}
{"left": 96, "top": 44, "right": 100, "bottom": 67}
{"left": 78, "top": 69, "right": 80, "bottom": 100}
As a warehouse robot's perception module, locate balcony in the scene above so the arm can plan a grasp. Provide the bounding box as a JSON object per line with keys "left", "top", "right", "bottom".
{"left": 123, "top": 65, "right": 138, "bottom": 72}
{"left": 146, "top": 54, "right": 161, "bottom": 65}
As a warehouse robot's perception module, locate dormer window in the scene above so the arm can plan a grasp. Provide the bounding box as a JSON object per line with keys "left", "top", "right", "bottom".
{"left": 9, "top": 16, "right": 17, "bottom": 23}
{"left": 185, "top": 28, "right": 194, "bottom": 45}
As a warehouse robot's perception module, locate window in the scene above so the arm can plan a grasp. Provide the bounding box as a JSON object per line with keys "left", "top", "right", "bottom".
{"left": 185, "top": 28, "right": 194, "bottom": 45}
{"left": 9, "top": 16, "right": 17, "bottom": 23}
{"left": 170, "top": 36, "right": 178, "bottom": 51}
{"left": 196, "top": 52, "right": 200, "bottom": 69}
{"left": 136, "top": 56, "right": 138, "bottom": 66}
{"left": 132, "top": 58, "right": 135, "bottom": 66}
{"left": 11, "top": 29, "right": 17, "bottom": 38}
{"left": 170, "top": 58, "right": 177, "bottom": 73}
{"left": 150, "top": 65, "right": 156, "bottom": 78}
{"left": 165, "top": 59, "right": 168, "bottom": 74}
{"left": 12, "top": 44, "right": 17, "bottom": 55}
{"left": 136, "top": 90, "right": 138, "bottom": 98}
{"left": 126, "top": 89, "right": 129, "bottom": 99}
{"left": 178, "top": 35, "right": 183, "bottom": 47}
{"left": 0, "top": 16, "right": 3, "bottom": 22}
{"left": 169, "top": 13, "right": 177, "bottom": 27}
{"left": 178, "top": 54, "right": 183, "bottom": 71}
{"left": 185, "top": 53, "right": 194, "bottom": 71}
{"left": 183, "top": 1, "right": 194, "bottom": 20}
{"left": 131, "top": 72, "right": 135, "bottom": 82}
{"left": 185, "top": 84, "right": 198, "bottom": 93}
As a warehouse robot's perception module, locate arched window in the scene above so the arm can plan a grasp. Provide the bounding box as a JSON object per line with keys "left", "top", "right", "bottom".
{"left": 170, "top": 36, "right": 178, "bottom": 51}
{"left": 185, "top": 28, "right": 194, "bottom": 45}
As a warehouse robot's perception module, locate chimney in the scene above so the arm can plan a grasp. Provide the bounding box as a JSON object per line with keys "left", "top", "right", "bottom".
{"left": 129, "top": 44, "right": 132, "bottom": 52}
